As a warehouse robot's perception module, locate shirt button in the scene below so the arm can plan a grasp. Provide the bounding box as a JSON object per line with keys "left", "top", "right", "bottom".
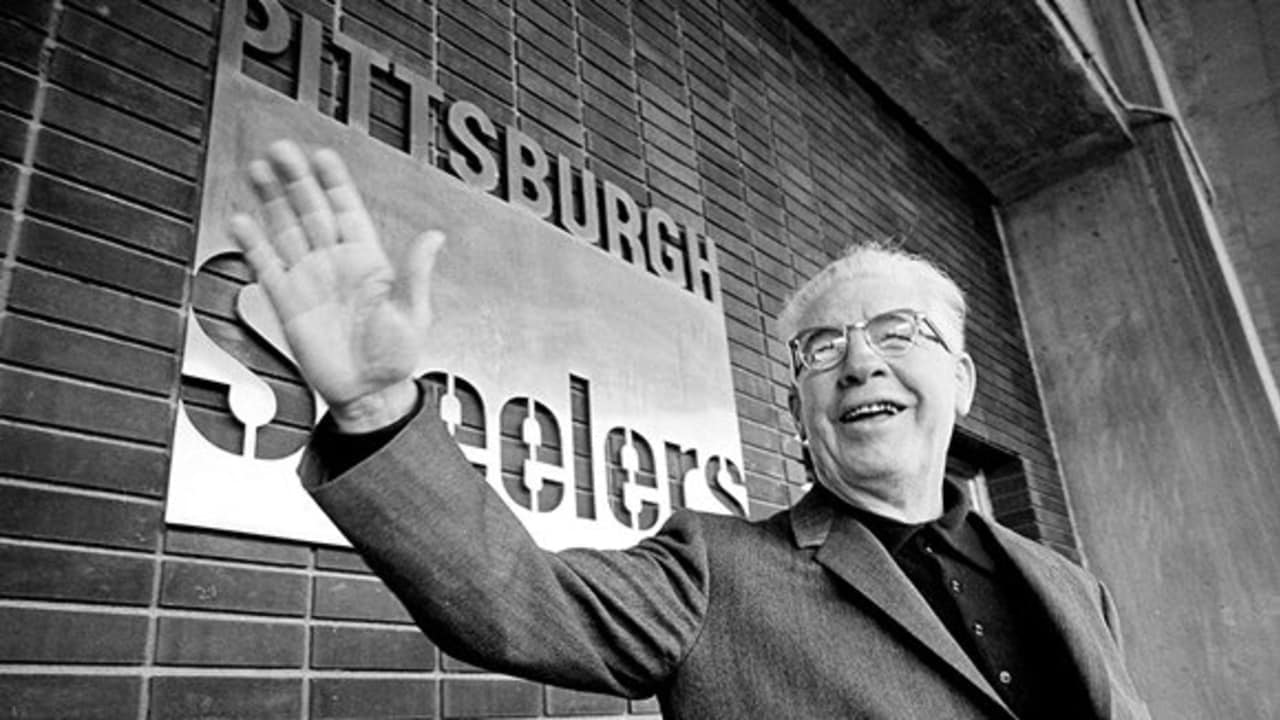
{"left": 972, "top": 621, "right": 985, "bottom": 637}
{"left": 998, "top": 670, "right": 1012, "bottom": 685}
{"left": 922, "top": 541, "right": 935, "bottom": 554}
{"left": 949, "top": 578, "right": 962, "bottom": 593}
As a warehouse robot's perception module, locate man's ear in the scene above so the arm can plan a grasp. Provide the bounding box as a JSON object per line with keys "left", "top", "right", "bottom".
{"left": 787, "top": 385, "right": 806, "bottom": 441}
{"left": 954, "top": 352, "right": 977, "bottom": 417}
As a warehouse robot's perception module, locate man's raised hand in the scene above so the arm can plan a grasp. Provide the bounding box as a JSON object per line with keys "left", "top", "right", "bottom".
{"left": 230, "top": 140, "right": 443, "bottom": 432}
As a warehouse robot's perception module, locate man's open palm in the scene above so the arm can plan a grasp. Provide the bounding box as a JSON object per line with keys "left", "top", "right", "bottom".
{"left": 230, "top": 141, "right": 442, "bottom": 430}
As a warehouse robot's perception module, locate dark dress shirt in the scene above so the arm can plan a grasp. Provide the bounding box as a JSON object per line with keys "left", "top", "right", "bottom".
{"left": 851, "top": 484, "right": 1095, "bottom": 719}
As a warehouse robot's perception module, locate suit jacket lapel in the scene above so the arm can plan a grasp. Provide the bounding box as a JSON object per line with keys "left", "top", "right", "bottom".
{"left": 792, "top": 489, "right": 1015, "bottom": 718}
{"left": 989, "top": 524, "right": 1117, "bottom": 720}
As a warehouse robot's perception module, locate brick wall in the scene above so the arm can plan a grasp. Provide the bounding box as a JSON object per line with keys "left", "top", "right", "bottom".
{"left": 0, "top": 0, "right": 1074, "bottom": 717}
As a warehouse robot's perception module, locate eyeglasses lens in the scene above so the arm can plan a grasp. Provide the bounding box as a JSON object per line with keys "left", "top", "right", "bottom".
{"left": 798, "top": 312, "right": 920, "bottom": 371}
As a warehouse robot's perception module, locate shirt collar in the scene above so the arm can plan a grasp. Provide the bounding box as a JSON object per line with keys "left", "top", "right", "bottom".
{"left": 789, "top": 479, "right": 996, "bottom": 573}
{"left": 927, "top": 481, "right": 997, "bottom": 573}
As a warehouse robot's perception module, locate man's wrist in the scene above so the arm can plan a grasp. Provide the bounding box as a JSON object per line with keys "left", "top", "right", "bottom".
{"left": 330, "top": 380, "right": 419, "bottom": 434}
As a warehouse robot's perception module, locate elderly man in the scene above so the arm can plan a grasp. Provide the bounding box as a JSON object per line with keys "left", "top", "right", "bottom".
{"left": 232, "top": 141, "right": 1149, "bottom": 719}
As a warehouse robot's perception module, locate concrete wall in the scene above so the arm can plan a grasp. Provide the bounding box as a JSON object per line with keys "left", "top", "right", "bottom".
{"left": 1139, "top": 0, "right": 1280, "bottom": 421}
{"left": 1003, "top": 119, "right": 1280, "bottom": 720}
{"left": 0, "top": 0, "right": 1068, "bottom": 717}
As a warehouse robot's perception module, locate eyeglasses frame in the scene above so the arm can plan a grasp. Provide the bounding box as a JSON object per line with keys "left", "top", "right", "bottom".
{"left": 787, "top": 309, "right": 953, "bottom": 378}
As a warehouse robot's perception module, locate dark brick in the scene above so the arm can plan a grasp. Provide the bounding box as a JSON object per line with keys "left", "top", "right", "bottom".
{"left": 191, "top": 314, "right": 298, "bottom": 381}
{"left": 582, "top": 64, "right": 636, "bottom": 118}
{"left": 65, "top": 0, "right": 213, "bottom": 62}
{"left": 517, "top": 88, "right": 583, "bottom": 145}
{"left": 7, "top": 264, "right": 183, "bottom": 350}
{"left": 311, "top": 677, "right": 437, "bottom": 719}
{"left": 312, "top": 574, "right": 413, "bottom": 623}
{"left": 339, "top": 12, "right": 432, "bottom": 73}
{"left": 33, "top": 128, "right": 197, "bottom": 218}
{"left": 630, "top": 695, "right": 662, "bottom": 714}
{"left": 0, "top": 63, "right": 38, "bottom": 116}
{"left": 0, "top": 542, "right": 155, "bottom": 605}
{"left": 0, "top": 606, "right": 149, "bottom": 663}
{"left": 578, "top": 0, "right": 629, "bottom": 46}
{"left": 0, "top": 158, "right": 19, "bottom": 205}
{"left": 25, "top": 169, "right": 192, "bottom": 261}
{"left": 517, "top": 0, "right": 572, "bottom": 34}
{"left": 58, "top": 7, "right": 207, "bottom": 99}
{"left": 42, "top": 87, "right": 200, "bottom": 179}
{"left": 583, "top": 104, "right": 641, "bottom": 153}
{"left": 439, "top": 68, "right": 515, "bottom": 126}
{"left": 441, "top": 0, "right": 510, "bottom": 27}
{"left": 0, "top": 420, "right": 168, "bottom": 496}
{"left": 149, "top": 676, "right": 301, "bottom": 719}
{"left": 442, "top": 678, "right": 542, "bottom": 718}
{"left": 350, "top": 0, "right": 433, "bottom": 26}
{"left": 516, "top": 33, "right": 576, "bottom": 82}
{"left": 158, "top": 0, "right": 218, "bottom": 31}
{"left": 0, "top": 16, "right": 46, "bottom": 71}
{"left": 545, "top": 686, "right": 628, "bottom": 715}
{"left": 17, "top": 217, "right": 187, "bottom": 306}
{"left": 315, "top": 546, "right": 372, "bottom": 573}
{"left": 160, "top": 559, "right": 309, "bottom": 616}
{"left": 311, "top": 624, "right": 435, "bottom": 669}
{"left": 165, "top": 528, "right": 311, "bottom": 567}
{"left": 0, "top": 314, "right": 178, "bottom": 393}
{"left": 0, "top": 366, "right": 174, "bottom": 444}
{"left": 440, "top": 42, "right": 515, "bottom": 99}
{"left": 0, "top": 482, "right": 161, "bottom": 550}
{"left": 441, "top": 651, "right": 485, "bottom": 672}
{"left": 581, "top": 33, "right": 633, "bottom": 85}
{"left": 437, "top": 19, "right": 504, "bottom": 71}
{"left": 584, "top": 134, "right": 645, "bottom": 183}
{"left": 0, "top": 110, "right": 28, "bottom": 162}
{"left": 50, "top": 48, "right": 204, "bottom": 139}
{"left": 518, "top": 63, "right": 578, "bottom": 111}
{"left": 155, "top": 616, "right": 305, "bottom": 667}
{"left": 0, "top": 675, "right": 141, "bottom": 720}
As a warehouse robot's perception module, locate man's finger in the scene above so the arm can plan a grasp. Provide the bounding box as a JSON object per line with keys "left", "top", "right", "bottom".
{"left": 248, "top": 159, "right": 310, "bottom": 266}
{"left": 266, "top": 140, "right": 338, "bottom": 249}
{"left": 313, "top": 148, "right": 379, "bottom": 245}
{"left": 229, "top": 213, "right": 285, "bottom": 285}
{"left": 401, "top": 230, "right": 446, "bottom": 324}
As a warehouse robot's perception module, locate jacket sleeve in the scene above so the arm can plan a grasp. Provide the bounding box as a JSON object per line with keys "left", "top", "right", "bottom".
{"left": 300, "top": 386, "right": 709, "bottom": 698}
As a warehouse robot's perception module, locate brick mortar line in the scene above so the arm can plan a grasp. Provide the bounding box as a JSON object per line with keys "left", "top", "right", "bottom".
{"left": 0, "top": 415, "right": 169, "bottom": 452}
{"left": 0, "top": 475, "right": 165, "bottom": 505}
{"left": 0, "top": 357, "right": 174, "bottom": 404}
{"left": 0, "top": 533, "right": 154, "bottom": 559}
{"left": 20, "top": 155, "right": 200, "bottom": 229}
{"left": 0, "top": 2, "right": 64, "bottom": 319}
{"left": 2, "top": 305, "right": 179, "bottom": 356}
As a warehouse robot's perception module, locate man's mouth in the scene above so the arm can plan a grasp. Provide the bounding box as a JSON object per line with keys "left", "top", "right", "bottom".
{"left": 839, "top": 401, "right": 906, "bottom": 423}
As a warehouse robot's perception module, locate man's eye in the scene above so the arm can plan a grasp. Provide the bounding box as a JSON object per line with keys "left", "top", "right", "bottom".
{"left": 805, "top": 332, "right": 843, "bottom": 358}
{"left": 873, "top": 318, "right": 916, "bottom": 342}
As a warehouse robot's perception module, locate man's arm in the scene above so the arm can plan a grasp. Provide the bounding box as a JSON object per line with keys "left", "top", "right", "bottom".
{"left": 231, "top": 141, "right": 708, "bottom": 696}
{"left": 302, "top": 385, "right": 708, "bottom": 696}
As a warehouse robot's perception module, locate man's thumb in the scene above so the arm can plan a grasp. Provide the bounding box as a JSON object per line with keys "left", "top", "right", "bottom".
{"left": 402, "top": 230, "right": 446, "bottom": 322}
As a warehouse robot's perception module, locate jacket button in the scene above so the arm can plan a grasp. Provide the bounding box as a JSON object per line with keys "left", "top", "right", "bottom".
{"left": 972, "top": 621, "right": 985, "bottom": 637}
{"left": 949, "top": 578, "right": 962, "bottom": 593}
{"left": 998, "top": 670, "right": 1012, "bottom": 685}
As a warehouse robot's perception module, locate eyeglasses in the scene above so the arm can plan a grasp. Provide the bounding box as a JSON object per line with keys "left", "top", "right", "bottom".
{"left": 788, "top": 309, "right": 952, "bottom": 377}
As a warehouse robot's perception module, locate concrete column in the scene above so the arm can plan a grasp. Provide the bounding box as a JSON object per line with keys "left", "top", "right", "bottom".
{"left": 1001, "top": 119, "right": 1280, "bottom": 719}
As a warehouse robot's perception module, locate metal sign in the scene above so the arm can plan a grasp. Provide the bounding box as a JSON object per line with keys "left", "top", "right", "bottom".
{"left": 165, "top": 0, "right": 747, "bottom": 550}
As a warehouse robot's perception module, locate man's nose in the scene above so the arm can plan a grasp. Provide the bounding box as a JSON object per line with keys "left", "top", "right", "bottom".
{"left": 837, "top": 330, "right": 888, "bottom": 386}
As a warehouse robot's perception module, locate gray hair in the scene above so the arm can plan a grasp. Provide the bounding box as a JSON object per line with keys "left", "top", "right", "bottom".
{"left": 777, "top": 240, "right": 968, "bottom": 351}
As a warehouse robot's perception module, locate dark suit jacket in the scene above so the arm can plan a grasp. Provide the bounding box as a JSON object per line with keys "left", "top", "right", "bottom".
{"left": 302, "top": 397, "right": 1150, "bottom": 719}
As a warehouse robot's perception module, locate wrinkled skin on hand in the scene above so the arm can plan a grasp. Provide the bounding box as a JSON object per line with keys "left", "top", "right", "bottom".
{"left": 230, "top": 140, "right": 444, "bottom": 432}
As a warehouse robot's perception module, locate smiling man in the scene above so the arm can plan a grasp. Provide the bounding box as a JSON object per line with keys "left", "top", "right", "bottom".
{"left": 233, "top": 142, "right": 1149, "bottom": 719}
{"left": 780, "top": 252, "right": 976, "bottom": 525}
